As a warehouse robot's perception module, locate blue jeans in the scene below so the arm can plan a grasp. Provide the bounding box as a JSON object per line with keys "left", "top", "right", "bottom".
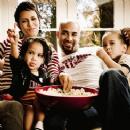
{"left": 44, "top": 106, "right": 101, "bottom": 130}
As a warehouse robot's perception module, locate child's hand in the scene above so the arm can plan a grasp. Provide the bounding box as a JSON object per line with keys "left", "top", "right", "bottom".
{"left": 7, "top": 23, "right": 19, "bottom": 45}
{"left": 96, "top": 47, "right": 108, "bottom": 61}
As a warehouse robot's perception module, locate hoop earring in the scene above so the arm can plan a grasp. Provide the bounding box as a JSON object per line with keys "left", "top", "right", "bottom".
{"left": 19, "top": 31, "right": 24, "bottom": 39}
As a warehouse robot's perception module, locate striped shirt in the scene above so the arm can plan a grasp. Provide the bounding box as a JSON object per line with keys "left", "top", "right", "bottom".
{"left": 48, "top": 48, "right": 60, "bottom": 81}
{"left": 0, "top": 39, "right": 60, "bottom": 91}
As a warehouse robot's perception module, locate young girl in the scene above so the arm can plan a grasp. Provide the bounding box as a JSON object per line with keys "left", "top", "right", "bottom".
{"left": 96, "top": 31, "right": 130, "bottom": 80}
{"left": 9, "top": 37, "right": 53, "bottom": 130}
{"left": 95, "top": 31, "right": 130, "bottom": 130}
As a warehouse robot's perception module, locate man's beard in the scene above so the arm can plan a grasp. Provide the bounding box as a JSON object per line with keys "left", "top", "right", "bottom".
{"left": 62, "top": 43, "right": 79, "bottom": 55}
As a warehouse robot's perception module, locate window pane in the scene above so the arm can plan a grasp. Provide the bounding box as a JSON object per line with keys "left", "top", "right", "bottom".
{"left": 80, "top": 31, "right": 102, "bottom": 47}
{"left": 99, "top": 0, "right": 113, "bottom": 28}
{"left": 76, "top": 0, "right": 113, "bottom": 29}
{"left": 32, "top": 0, "right": 56, "bottom": 30}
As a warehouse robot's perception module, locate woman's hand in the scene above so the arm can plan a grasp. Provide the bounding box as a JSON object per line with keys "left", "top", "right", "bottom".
{"left": 7, "top": 24, "right": 20, "bottom": 58}
{"left": 7, "top": 23, "right": 19, "bottom": 45}
{"left": 59, "top": 72, "right": 73, "bottom": 93}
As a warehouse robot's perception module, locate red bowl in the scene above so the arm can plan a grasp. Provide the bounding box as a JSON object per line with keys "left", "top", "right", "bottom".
{"left": 35, "top": 85, "right": 98, "bottom": 110}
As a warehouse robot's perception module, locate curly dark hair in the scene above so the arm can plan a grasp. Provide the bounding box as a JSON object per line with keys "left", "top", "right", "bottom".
{"left": 20, "top": 37, "right": 52, "bottom": 65}
{"left": 121, "top": 28, "right": 130, "bottom": 46}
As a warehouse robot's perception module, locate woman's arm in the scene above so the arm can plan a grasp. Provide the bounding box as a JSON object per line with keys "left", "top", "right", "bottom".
{"left": 0, "top": 58, "right": 4, "bottom": 70}
{"left": 7, "top": 24, "right": 19, "bottom": 58}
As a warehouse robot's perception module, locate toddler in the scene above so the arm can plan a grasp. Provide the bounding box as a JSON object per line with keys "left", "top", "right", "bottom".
{"left": 10, "top": 37, "right": 53, "bottom": 130}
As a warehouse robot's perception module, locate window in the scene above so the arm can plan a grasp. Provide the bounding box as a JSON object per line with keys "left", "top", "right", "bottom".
{"left": 32, "top": 0, "right": 56, "bottom": 29}
{"left": 76, "top": 0, "right": 113, "bottom": 47}
{"left": 32, "top": 0, "right": 113, "bottom": 47}
{"left": 31, "top": 0, "right": 114, "bottom": 47}
{"left": 1, "top": 0, "right": 129, "bottom": 46}
{"left": 32, "top": 0, "right": 57, "bottom": 49}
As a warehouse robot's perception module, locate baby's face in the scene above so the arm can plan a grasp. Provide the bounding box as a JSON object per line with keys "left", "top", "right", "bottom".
{"left": 24, "top": 42, "right": 44, "bottom": 74}
{"left": 102, "top": 33, "right": 126, "bottom": 59}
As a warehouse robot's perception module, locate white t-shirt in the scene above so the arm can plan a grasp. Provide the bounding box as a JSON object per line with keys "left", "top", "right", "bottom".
{"left": 99, "top": 53, "right": 130, "bottom": 86}
{"left": 59, "top": 46, "right": 104, "bottom": 88}
{"left": 118, "top": 54, "right": 130, "bottom": 86}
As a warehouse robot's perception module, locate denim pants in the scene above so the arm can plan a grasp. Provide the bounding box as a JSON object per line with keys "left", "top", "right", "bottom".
{"left": 44, "top": 105, "right": 101, "bottom": 130}
{"left": 0, "top": 100, "right": 23, "bottom": 130}
{"left": 94, "top": 69, "right": 130, "bottom": 130}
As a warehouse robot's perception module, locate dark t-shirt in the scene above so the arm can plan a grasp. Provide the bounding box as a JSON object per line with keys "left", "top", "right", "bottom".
{"left": 9, "top": 55, "right": 50, "bottom": 100}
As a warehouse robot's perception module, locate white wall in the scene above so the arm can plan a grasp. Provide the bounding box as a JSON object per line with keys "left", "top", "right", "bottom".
{"left": 0, "top": 0, "right": 1, "bottom": 36}
{"left": 56, "top": 0, "right": 67, "bottom": 29}
{"left": 0, "top": 0, "right": 17, "bottom": 41}
{"left": 114, "top": 0, "right": 130, "bottom": 28}
{"left": 56, "top": 0, "right": 77, "bottom": 29}
{"left": 124, "top": 0, "right": 130, "bottom": 27}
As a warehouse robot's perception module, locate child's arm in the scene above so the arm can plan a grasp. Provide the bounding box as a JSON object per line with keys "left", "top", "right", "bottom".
{"left": 7, "top": 24, "right": 19, "bottom": 58}
{"left": 96, "top": 47, "right": 129, "bottom": 76}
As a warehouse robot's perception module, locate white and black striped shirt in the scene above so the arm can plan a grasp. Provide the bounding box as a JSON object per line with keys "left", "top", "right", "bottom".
{"left": 0, "top": 39, "right": 60, "bottom": 91}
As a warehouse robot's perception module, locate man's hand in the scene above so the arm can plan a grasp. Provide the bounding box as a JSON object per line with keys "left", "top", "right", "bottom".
{"left": 59, "top": 72, "right": 73, "bottom": 92}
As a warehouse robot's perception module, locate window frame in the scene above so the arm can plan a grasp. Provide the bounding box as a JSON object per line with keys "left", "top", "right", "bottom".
{"left": 0, "top": 0, "right": 130, "bottom": 41}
